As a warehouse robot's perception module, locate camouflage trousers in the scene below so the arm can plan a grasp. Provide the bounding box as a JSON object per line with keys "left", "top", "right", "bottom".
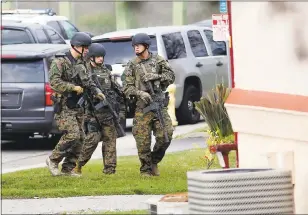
{"left": 77, "top": 118, "right": 117, "bottom": 174}
{"left": 49, "top": 106, "right": 84, "bottom": 173}
{"left": 132, "top": 108, "right": 174, "bottom": 174}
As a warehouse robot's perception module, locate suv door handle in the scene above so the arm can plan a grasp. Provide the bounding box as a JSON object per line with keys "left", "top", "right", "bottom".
{"left": 196, "top": 62, "right": 203, "bottom": 67}
{"left": 216, "top": 61, "right": 223, "bottom": 66}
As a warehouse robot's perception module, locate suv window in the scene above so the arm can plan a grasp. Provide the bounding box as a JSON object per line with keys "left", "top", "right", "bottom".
{"left": 2, "top": 28, "right": 32, "bottom": 45}
{"left": 187, "top": 30, "right": 208, "bottom": 57}
{"left": 47, "top": 21, "right": 63, "bottom": 36}
{"left": 2, "top": 59, "right": 45, "bottom": 83}
{"left": 98, "top": 37, "right": 157, "bottom": 65}
{"left": 59, "top": 20, "right": 78, "bottom": 39}
{"left": 162, "top": 32, "right": 187, "bottom": 60}
{"left": 46, "top": 29, "right": 65, "bottom": 44}
{"left": 204, "top": 30, "right": 227, "bottom": 56}
{"left": 35, "top": 29, "right": 49, "bottom": 43}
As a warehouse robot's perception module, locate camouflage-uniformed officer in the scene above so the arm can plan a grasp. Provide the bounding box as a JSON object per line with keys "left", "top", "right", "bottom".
{"left": 46, "top": 32, "right": 105, "bottom": 177}
{"left": 123, "top": 33, "right": 175, "bottom": 177}
{"left": 76, "top": 43, "right": 123, "bottom": 175}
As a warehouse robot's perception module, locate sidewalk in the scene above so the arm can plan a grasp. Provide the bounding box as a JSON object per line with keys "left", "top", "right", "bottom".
{"left": 2, "top": 195, "right": 163, "bottom": 214}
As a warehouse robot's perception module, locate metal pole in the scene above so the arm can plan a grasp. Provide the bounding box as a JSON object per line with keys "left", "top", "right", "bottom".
{"left": 172, "top": 0, "right": 187, "bottom": 26}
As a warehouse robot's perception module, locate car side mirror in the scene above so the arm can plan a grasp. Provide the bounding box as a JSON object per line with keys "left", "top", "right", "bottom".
{"left": 105, "top": 64, "right": 112, "bottom": 71}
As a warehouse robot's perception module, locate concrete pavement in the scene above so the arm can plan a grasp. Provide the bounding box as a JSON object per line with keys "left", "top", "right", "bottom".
{"left": 2, "top": 195, "right": 163, "bottom": 214}
{"left": 2, "top": 120, "right": 207, "bottom": 174}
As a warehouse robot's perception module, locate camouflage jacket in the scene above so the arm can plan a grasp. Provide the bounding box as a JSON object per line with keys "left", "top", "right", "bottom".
{"left": 49, "top": 52, "right": 102, "bottom": 104}
{"left": 122, "top": 53, "right": 175, "bottom": 109}
{"left": 85, "top": 61, "right": 123, "bottom": 122}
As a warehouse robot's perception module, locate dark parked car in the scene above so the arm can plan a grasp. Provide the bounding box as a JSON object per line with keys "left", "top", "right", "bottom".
{"left": 2, "top": 21, "right": 67, "bottom": 45}
{"left": 1, "top": 44, "right": 70, "bottom": 142}
{"left": 2, "top": 9, "right": 95, "bottom": 43}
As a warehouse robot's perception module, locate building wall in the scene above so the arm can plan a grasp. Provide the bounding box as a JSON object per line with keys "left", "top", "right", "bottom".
{"left": 226, "top": 2, "right": 308, "bottom": 213}
{"left": 232, "top": 2, "right": 308, "bottom": 96}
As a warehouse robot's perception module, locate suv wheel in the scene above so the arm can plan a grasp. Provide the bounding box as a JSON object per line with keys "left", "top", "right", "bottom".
{"left": 49, "top": 134, "right": 61, "bottom": 146}
{"left": 176, "top": 85, "right": 200, "bottom": 124}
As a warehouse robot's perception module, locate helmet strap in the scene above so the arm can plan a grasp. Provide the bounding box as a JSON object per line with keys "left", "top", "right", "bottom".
{"left": 72, "top": 45, "right": 84, "bottom": 60}
{"left": 91, "top": 56, "right": 102, "bottom": 66}
{"left": 136, "top": 44, "right": 148, "bottom": 56}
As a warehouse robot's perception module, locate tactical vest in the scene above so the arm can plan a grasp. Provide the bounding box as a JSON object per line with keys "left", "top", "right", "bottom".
{"left": 131, "top": 53, "right": 162, "bottom": 92}
{"left": 90, "top": 65, "right": 112, "bottom": 90}
{"left": 87, "top": 63, "right": 118, "bottom": 121}
{"left": 52, "top": 53, "right": 83, "bottom": 110}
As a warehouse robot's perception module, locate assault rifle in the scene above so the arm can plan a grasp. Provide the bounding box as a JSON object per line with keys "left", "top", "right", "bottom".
{"left": 143, "top": 80, "right": 169, "bottom": 143}
{"left": 91, "top": 74, "right": 126, "bottom": 138}
{"left": 74, "top": 73, "right": 104, "bottom": 132}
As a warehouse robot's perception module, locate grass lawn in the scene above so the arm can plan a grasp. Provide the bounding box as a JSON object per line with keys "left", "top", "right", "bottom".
{"left": 2, "top": 149, "right": 236, "bottom": 199}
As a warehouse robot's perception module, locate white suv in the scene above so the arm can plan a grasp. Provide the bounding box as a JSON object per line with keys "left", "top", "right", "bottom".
{"left": 2, "top": 9, "right": 81, "bottom": 44}
{"left": 92, "top": 25, "right": 230, "bottom": 124}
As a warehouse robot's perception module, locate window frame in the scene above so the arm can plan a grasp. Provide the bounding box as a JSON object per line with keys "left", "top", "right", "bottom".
{"left": 35, "top": 29, "right": 50, "bottom": 44}
{"left": 45, "top": 28, "right": 66, "bottom": 44}
{"left": 161, "top": 31, "right": 187, "bottom": 60}
{"left": 58, "top": 20, "right": 79, "bottom": 40}
{"left": 2, "top": 27, "right": 35, "bottom": 44}
{"left": 186, "top": 29, "right": 209, "bottom": 58}
{"left": 204, "top": 29, "right": 227, "bottom": 56}
{"left": 47, "top": 21, "right": 65, "bottom": 39}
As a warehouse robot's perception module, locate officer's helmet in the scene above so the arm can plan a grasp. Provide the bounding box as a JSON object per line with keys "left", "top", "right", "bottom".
{"left": 88, "top": 43, "right": 106, "bottom": 57}
{"left": 132, "top": 33, "right": 151, "bottom": 47}
{"left": 70, "top": 32, "right": 92, "bottom": 47}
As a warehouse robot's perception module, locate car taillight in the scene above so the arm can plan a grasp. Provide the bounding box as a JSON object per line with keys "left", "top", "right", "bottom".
{"left": 1, "top": 54, "right": 17, "bottom": 58}
{"left": 45, "top": 83, "right": 53, "bottom": 106}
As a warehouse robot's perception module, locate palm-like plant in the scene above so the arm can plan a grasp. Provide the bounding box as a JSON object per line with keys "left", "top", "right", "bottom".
{"left": 194, "top": 83, "right": 233, "bottom": 139}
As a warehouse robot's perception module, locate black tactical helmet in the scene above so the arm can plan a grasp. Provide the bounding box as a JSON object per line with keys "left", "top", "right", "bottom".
{"left": 88, "top": 43, "right": 106, "bottom": 57}
{"left": 132, "top": 33, "right": 151, "bottom": 47}
{"left": 70, "top": 32, "right": 92, "bottom": 47}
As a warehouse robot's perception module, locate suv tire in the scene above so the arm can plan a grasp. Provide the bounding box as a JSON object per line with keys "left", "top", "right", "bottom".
{"left": 176, "top": 85, "right": 200, "bottom": 124}
{"left": 49, "top": 134, "right": 61, "bottom": 146}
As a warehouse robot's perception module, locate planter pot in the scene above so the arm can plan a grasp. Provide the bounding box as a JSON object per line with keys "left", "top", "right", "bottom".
{"left": 187, "top": 168, "right": 294, "bottom": 214}
{"left": 215, "top": 143, "right": 238, "bottom": 168}
{"left": 216, "top": 143, "right": 237, "bottom": 153}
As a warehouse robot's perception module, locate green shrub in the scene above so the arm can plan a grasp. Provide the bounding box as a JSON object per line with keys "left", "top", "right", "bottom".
{"left": 194, "top": 83, "right": 233, "bottom": 139}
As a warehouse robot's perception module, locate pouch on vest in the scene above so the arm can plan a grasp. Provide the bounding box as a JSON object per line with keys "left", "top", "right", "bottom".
{"left": 66, "top": 92, "right": 82, "bottom": 109}
{"left": 84, "top": 120, "right": 100, "bottom": 134}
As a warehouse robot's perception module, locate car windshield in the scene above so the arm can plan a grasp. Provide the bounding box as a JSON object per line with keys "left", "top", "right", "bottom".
{"left": 1, "top": 59, "right": 45, "bottom": 83}
{"left": 97, "top": 37, "right": 158, "bottom": 65}
{"left": 2, "top": 28, "right": 32, "bottom": 45}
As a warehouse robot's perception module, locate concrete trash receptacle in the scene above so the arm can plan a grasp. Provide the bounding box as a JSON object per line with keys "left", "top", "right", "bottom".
{"left": 187, "top": 168, "right": 294, "bottom": 214}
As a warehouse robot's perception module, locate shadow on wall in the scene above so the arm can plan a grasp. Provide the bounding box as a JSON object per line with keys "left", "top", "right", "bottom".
{"left": 268, "top": 2, "right": 308, "bottom": 62}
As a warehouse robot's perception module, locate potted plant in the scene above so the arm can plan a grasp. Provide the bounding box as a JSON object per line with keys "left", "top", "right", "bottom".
{"left": 194, "top": 83, "right": 237, "bottom": 169}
